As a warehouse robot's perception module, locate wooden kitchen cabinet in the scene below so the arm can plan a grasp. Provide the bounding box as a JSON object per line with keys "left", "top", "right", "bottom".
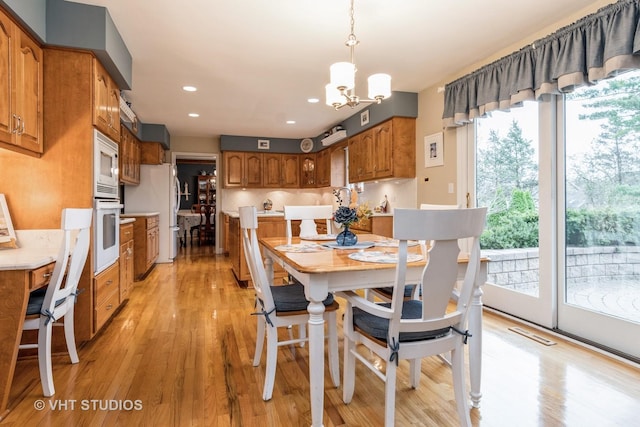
{"left": 93, "top": 58, "right": 120, "bottom": 141}
{"left": 228, "top": 215, "right": 286, "bottom": 285}
{"left": 94, "top": 260, "right": 120, "bottom": 332}
{"left": 223, "top": 151, "right": 263, "bottom": 188}
{"left": 119, "top": 222, "right": 135, "bottom": 302}
{"left": 0, "top": 9, "right": 43, "bottom": 156}
{"left": 119, "top": 124, "right": 140, "bottom": 185}
{"left": 348, "top": 117, "right": 416, "bottom": 183}
{"left": 127, "top": 214, "right": 159, "bottom": 280}
{"left": 315, "top": 148, "right": 331, "bottom": 187}
{"left": 349, "top": 215, "right": 393, "bottom": 238}
{"left": 140, "top": 141, "right": 165, "bottom": 164}
{"left": 300, "top": 153, "right": 316, "bottom": 187}
{"left": 263, "top": 153, "right": 299, "bottom": 188}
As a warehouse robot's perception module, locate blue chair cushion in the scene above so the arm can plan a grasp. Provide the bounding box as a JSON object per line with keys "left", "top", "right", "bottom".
{"left": 352, "top": 300, "right": 450, "bottom": 343}
{"left": 271, "top": 282, "right": 334, "bottom": 312}
{"left": 376, "top": 284, "right": 418, "bottom": 299}
{"left": 26, "top": 288, "right": 67, "bottom": 316}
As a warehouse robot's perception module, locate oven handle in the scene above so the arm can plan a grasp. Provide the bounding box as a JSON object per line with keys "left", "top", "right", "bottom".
{"left": 95, "top": 200, "right": 123, "bottom": 210}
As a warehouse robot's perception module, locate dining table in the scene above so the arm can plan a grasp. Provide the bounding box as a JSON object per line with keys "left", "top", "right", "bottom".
{"left": 177, "top": 211, "right": 201, "bottom": 246}
{"left": 259, "top": 234, "right": 488, "bottom": 427}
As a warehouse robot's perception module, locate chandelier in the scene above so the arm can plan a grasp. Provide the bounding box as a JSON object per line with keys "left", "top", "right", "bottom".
{"left": 325, "top": 0, "right": 391, "bottom": 109}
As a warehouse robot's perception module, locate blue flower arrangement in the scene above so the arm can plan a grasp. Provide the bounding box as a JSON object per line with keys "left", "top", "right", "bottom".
{"left": 332, "top": 189, "right": 358, "bottom": 227}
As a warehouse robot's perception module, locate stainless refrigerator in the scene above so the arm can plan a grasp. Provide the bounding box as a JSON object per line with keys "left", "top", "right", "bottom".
{"left": 124, "top": 163, "right": 180, "bottom": 262}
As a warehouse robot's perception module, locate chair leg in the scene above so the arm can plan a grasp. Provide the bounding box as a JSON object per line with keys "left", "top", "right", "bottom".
{"left": 253, "top": 316, "right": 265, "bottom": 367}
{"left": 263, "top": 325, "right": 278, "bottom": 401}
{"left": 326, "top": 312, "right": 340, "bottom": 388}
{"left": 384, "top": 359, "right": 398, "bottom": 427}
{"left": 409, "top": 358, "right": 421, "bottom": 388}
{"left": 451, "top": 344, "right": 472, "bottom": 427}
{"left": 298, "top": 323, "right": 306, "bottom": 347}
{"left": 63, "top": 310, "right": 79, "bottom": 364}
{"left": 342, "top": 331, "right": 356, "bottom": 403}
{"left": 37, "top": 320, "right": 55, "bottom": 397}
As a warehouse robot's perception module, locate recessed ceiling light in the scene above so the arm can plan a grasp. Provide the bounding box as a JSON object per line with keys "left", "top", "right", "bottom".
{"left": 286, "top": 120, "right": 296, "bottom": 124}
{"left": 307, "top": 98, "right": 319, "bottom": 103}
{"left": 182, "top": 86, "right": 197, "bottom": 92}
{"left": 188, "top": 113, "right": 200, "bottom": 118}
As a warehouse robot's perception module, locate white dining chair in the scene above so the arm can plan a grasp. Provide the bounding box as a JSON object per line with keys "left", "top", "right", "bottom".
{"left": 239, "top": 206, "right": 340, "bottom": 401}
{"left": 340, "top": 207, "right": 486, "bottom": 427}
{"left": 283, "top": 205, "right": 334, "bottom": 238}
{"left": 19, "top": 208, "right": 93, "bottom": 397}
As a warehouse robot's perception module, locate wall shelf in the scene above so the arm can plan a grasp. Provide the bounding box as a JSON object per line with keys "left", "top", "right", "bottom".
{"left": 321, "top": 130, "right": 347, "bottom": 147}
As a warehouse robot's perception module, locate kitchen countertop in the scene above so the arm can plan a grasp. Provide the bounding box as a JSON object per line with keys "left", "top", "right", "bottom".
{"left": 0, "top": 229, "right": 62, "bottom": 270}
{"left": 121, "top": 212, "right": 160, "bottom": 217}
{"left": 223, "top": 210, "right": 284, "bottom": 218}
{"left": 120, "top": 217, "right": 136, "bottom": 225}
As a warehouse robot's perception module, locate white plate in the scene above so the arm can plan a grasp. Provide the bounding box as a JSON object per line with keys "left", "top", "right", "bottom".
{"left": 299, "top": 234, "right": 337, "bottom": 241}
{"left": 322, "top": 242, "right": 375, "bottom": 250}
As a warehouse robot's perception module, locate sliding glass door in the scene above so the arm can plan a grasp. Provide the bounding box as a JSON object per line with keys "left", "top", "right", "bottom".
{"left": 463, "top": 71, "right": 640, "bottom": 358}
{"left": 559, "top": 71, "right": 640, "bottom": 357}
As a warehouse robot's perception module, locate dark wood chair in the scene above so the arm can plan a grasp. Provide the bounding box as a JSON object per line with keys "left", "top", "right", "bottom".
{"left": 197, "top": 204, "right": 215, "bottom": 245}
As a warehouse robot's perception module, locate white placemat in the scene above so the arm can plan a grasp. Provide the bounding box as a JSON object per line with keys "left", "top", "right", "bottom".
{"left": 348, "top": 251, "right": 424, "bottom": 264}
{"left": 299, "top": 234, "right": 337, "bottom": 241}
{"left": 374, "top": 239, "right": 420, "bottom": 248}
{"left": 322, "top": 242, "right": 375, "bottom": 250}
{"left": 274, "top": 243, "right": 330, "bottom": 253}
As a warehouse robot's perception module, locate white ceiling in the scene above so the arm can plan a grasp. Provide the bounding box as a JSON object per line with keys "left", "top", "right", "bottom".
{"left": 70, "top": 0, "right": 601, "bottom": 140}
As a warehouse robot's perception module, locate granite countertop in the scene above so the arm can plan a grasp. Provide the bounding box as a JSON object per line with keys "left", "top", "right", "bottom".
{"left": 0, "top": 229, "right": 62, "bottom": 270}
{"left": 121, "top": 212, "right": 160, "bottom": 217}
{"left": 223, "top": 210, "right": 285, "bottom": 218}
{"left": 120, "top": 217, "right": 136, "bottom": 225}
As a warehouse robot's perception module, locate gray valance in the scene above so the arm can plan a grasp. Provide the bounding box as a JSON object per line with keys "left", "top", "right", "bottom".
{"left": 443, "top": 0, "right": 640, "bottom": 128}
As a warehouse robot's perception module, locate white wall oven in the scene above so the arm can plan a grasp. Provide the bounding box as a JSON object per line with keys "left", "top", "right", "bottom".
{"left": 94, "top": 199, "right": 122, "bottom": 274}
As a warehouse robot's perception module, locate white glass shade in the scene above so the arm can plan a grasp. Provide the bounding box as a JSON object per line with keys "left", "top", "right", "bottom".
{"left": 330, "top": 62, "right": 355, "bottom": 90}
{"left": 325, "top": 84, "right": 343, "bottom": 107}
{"left": 368, "top": 73, "right": 391, "bottom": 99}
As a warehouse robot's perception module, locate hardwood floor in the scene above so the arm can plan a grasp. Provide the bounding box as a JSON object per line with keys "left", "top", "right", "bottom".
{"left": 3, "top": 244, "right": 640, "bottom": 426}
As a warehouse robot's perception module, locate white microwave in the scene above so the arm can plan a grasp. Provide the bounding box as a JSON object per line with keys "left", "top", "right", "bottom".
{"left": 94, "top": 129, "right": 119, "bottom": 198}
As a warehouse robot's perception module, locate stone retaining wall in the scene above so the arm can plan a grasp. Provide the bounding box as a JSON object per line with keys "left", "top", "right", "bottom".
{"left": 482, "top": 246, "right": 640, "bottom": 294}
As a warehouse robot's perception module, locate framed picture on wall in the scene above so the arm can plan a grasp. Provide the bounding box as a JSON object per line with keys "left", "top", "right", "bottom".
{"left": 0, "top": 194, "right": 17, "bottom": 249}
{"left": 424, "top": 132, "right": 444, "bottom": 168}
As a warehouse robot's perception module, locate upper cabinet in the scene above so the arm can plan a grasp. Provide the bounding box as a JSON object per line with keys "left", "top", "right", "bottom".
{"left": 119, "top": 124, "right": 140, "bottom": 185}
{"left": 93, "top": 58, "right": 120, "bottom": 142}
{"left": 223, "top": 151, "right": 263, "bottom": 188}
{"left": 300, "top": 153, "right": 316, "bottom": 188}
{"left": 315, "top": 148, "right": 331, "bottom": 187}
{"left": 263, "top": 153, "right": 299, "bottom": 188}
{"left": 0, "top": 10, "right": 43, "bottom": 156}
{"left": 348, "top": 117, "right": 416, "bottom": 183}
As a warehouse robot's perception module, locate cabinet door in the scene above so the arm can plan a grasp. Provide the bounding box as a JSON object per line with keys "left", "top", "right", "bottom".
{"left": 281, "top": 154, "right": 299, "bottom": 187}
{"left": 13, "top": 30, "right": 43, "bottom": 153}
{"left": 245, "top": 153, "right": 263, "bottom": 187}
{"left": 0, "top": 14, "right": 13, "bottom": 144}
{"left": 316, "top": 149, "right": 330, "bottom": 187}
{"left": 107, "top": 85, "right": 120, "bottom": 140}
{"left": 262, "top": 153, "right": 281, "bottom": 187}
{"left": 224, "top": 151, "right": 244, "bottom": 187}
{"left": 373, "top": 120, "right": 393, "bottom": 178}
{"left": 301, "top": 154, "right": 316, "bottom": 187}
{"left": 93, "top": 59, "right": 110, "bottom": 135}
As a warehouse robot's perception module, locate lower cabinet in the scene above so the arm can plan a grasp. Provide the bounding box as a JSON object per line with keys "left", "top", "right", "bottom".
{"left": 119, "top": 222, "right": 134, "bottom": 302}
{"left": 94, "top": 261, "right": 120, "bottom": 332}
{"left": 349, "top": 215, "right": 393, "bottom": 238}
{"left": 126, "top": 214, "right": 159, "bottom": 280}
{"left": 228, "top": 215, "right": 287, "bottom": 286}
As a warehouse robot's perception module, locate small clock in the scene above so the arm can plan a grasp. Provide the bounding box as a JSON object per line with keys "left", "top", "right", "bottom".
{"left": 300, "top": 138, "right": 314, "bottom": 153}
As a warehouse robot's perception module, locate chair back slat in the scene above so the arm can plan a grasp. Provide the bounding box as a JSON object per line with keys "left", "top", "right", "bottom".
{"left": 390, "top": 208, "right": 487, "bottom": 337}
{"left": 239, "top": 206, "right": 275, "bottom": 310}
{"left": 284, "top": 205, "right": 333, "bottom": 237}
{"left": 42, "top": 208, "right": 92, "bottom": 315}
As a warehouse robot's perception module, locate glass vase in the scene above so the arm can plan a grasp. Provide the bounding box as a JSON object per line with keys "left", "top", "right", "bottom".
{"left": 336, "top": 225, "right": 357, "bottom": 246}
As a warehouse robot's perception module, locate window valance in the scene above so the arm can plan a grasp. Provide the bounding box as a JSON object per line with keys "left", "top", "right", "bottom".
{"left": 443, "top": 0, "right": 640, "bottom": 128}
